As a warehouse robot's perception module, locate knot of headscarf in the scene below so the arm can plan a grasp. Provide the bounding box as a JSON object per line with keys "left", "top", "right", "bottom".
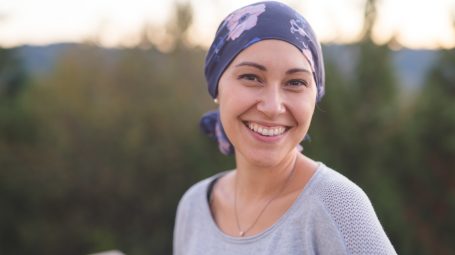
{"left": 200, "top": 1, "right": 325, "bottom": 155}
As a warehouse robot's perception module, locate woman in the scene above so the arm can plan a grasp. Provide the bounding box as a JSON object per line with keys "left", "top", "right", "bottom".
{"left": 174, "top": 1, "right": 396, "bottom": 254}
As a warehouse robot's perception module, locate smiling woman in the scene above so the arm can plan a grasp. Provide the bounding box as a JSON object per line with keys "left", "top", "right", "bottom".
{"left": 173, "top": 1, "right": 397, "bottom": 254}
{"left": 217, "top": 40, "right": 317, "bottom": 168}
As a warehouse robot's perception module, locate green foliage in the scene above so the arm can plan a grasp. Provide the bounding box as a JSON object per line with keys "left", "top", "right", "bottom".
{"left": 0, "top": 44, "right": 231, "bottom": 255}
{"left": 0, "top": 48, "right": 27, "bottom": 98}
{"left": 392, "top": 49, "right": 455, "bottom": 254}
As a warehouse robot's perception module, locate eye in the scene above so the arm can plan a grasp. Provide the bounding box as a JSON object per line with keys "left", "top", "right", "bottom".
{"left": 287, "top": 79, "right": 308, "bottom": 87}
{"left": 238, "top": 74, "right": 262, "bottom": 83}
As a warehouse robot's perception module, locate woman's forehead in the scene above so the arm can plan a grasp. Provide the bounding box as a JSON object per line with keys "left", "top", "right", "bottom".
{"left": 230, "top": 40, "right": 313, "bottom": 71}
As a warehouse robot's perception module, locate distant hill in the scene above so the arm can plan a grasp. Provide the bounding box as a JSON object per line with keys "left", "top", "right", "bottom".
{"left": 16, "top": 43, "right": 439, "bottom": 90}
{"left": 16, "top": 43, "right": 122, "bottom": 77}
{"left": 17, "top": 43, "right": 79, "bottom": 76}
{"left": 322, "top": 44, "right": 438, "bottom": 90}
{"left": 391, "top": 48, "right": 438, "bottom": 89}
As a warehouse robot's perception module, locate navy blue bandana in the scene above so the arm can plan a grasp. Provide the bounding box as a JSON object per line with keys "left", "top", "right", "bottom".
{"left": 201, "top": 1, "right": 325, "bottom": 155}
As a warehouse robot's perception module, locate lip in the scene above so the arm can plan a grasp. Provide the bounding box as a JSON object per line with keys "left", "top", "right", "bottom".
{"left": 242, "top": 121, "right": 291, "bottom": 143}
{"left": 245, "top": 120, "right": 291, "bottom": 128}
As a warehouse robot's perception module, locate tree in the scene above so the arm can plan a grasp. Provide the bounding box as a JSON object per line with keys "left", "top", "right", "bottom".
{"left": 396, "top": 48, "right": 455, "bottom": 255}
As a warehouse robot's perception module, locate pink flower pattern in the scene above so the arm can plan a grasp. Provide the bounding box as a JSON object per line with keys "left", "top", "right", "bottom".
{"left": 290, "top": 19, "right": 309, "bottom": 38}
{"left": 290, "top": 18, "right": 316, "bottom": 73}
{"left": 225, "top": 3, "right": 266, "bottom": 41}
{"left": 302, "top": 48, "right": 315, "bottom": 73}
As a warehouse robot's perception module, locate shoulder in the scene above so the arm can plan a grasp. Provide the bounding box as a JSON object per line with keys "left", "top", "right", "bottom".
{"left": 311, "top": 164, "right": 371, "bottom": 211}
{"left": 177, "top": 174, "right": 218, "bottom": 212}
{"left": 310, "top": 164, "right": 375, "bottom": 238}
{"left": 310, "top": 163, "right": 397, "bottom": 254}
{"left": 176, "top": 171, "right": 229, "bottom": 218}
{"left": 174, "top": 172, "right": 223, "bottom": 252}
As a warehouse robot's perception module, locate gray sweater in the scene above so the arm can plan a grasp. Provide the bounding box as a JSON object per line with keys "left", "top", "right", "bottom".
{"left": 173, "top": 163, "right": 397, "bottom": 254}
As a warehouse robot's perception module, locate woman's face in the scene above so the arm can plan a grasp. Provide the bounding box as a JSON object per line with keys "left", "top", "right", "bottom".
{"left": 218, "top": 40, "right": 317, "bottom": 167}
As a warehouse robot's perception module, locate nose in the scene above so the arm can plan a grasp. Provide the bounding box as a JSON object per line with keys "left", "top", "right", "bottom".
{"left": 256, "top": 85, "right": 286, "bottom": 118}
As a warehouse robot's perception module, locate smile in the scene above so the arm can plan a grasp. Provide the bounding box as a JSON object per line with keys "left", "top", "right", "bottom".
{"left": 245, "top": 122, "right": 288, "bottom": 137}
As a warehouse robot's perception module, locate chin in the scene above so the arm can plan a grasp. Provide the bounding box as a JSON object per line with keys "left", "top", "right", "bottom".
{"left": 235, "top": 146, "right": 295, "bottom": 168}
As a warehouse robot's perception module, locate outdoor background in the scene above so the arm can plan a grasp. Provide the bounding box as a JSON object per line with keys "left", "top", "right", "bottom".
{"left": 0, "top": 0, "right": 454, "bottom": 254}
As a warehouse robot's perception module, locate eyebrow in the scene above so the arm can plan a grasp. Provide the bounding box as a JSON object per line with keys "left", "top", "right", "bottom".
{"left": 286, "top": 68, "right": 312, "bottom": 75}
{"left": 234, "top": 61, "right": 311, "bottom": 74}
{"left": 235, "top": 61, "right": 266, "bottom": 71}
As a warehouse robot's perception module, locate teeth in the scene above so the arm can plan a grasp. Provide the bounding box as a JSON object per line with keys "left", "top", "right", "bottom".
{"left": 247, "top": 122, "right": 286, "bottom": 137}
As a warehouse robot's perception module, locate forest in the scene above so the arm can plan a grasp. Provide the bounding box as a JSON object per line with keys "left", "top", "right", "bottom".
{"left": 0, "top": 1, "right": 454, "bottom": 255}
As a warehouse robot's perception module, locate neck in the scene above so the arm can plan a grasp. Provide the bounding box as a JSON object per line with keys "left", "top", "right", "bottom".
{"left": 234, "top": 150, "right": 300, "bottom": 200}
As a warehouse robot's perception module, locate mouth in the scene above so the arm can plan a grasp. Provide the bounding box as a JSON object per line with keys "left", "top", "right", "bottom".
{"left": 243, "top": 121, "right": 290, "bottom": 137}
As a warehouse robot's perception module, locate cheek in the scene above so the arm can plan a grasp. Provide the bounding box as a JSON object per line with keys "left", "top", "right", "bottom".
{"left": 219, "top": 83, "right": 257, "bottom": 110}
{"left": 218, "top": 84, "right": 241, "bottom": 125}
{"left": 219, "top": 95, "right": 251, "bottom": 133}
{"left": 291, "top": 99, "right": 316, "bottom": 124}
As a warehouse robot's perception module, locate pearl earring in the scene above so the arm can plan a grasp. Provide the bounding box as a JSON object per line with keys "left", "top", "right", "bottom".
{"left": 214, "top": 98, "right": 219, "bottom": 104}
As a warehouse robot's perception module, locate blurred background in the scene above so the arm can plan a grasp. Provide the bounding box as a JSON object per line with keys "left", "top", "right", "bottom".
{"left": 0, "top": 0, "right": 454, "bottom": 254}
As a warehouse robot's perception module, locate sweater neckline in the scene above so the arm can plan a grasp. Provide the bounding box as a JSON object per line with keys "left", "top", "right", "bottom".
{"left": 203, "top": 162, "right": 326, "bottom": 243}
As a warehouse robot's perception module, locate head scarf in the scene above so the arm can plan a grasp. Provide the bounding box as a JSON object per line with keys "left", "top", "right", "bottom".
{"left": 200, "top": 1, "right": 325, "bottom": 155}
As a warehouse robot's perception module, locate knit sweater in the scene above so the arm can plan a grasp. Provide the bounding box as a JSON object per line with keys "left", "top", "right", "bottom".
{"left": 173, "top": 163, "right": 397, "bottom": 254}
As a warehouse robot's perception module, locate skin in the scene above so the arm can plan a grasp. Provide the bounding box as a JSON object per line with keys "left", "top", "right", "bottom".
{"left": 210, "top": 39, "right": 320, "bottom": 237}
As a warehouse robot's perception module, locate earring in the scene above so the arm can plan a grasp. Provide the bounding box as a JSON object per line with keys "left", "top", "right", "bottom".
{"left": 214, "top": 98, "right": 219, "bottom": 104}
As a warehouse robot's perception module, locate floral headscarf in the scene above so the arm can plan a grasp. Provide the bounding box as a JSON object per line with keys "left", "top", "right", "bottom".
{"left": 201, "top": 1, "right": 325, "bottom": 155}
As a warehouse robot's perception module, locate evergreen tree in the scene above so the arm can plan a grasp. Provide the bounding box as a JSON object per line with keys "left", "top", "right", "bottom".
{"left": 0, "top": 47, "right": 27, "bottom": 98}
{"left": 0, "top": 46, "right": 34, "bottom": 254}
{"left": 397, "top": 48, "right": 455, "bottom": 255}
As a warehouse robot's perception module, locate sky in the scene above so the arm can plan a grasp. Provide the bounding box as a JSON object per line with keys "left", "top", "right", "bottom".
{"left": 0, "top": 0, "right": 454, "bottom": 49}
